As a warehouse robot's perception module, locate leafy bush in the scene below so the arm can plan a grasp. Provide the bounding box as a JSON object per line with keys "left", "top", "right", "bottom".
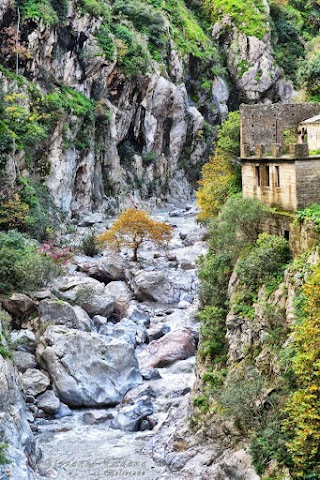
{"left": 236, "top": 233, "right": 290, "bottom": 293}
{"left": 110, "top": 23, "right": 150, "bottom": 75}
{"left": 81, "top": 230, "right": 99, "bottom": 257}
{"left": 216, "top": 366, "right": 266, "bottom": 432}
{"left": 198, "top": 195, "right": 267, "bottom": 307}
{"left": 18, "top": 0, "right": 59, "bottom": 26}
{"left": 0, "top": 231, "right": 61, "bottom": 294}
{"left": 18, "top": 177, "right": 60, "bottom": 241}
{"left": 79, "top": 0, "right": 110, "bottom": 17}
{"left": 197, "top": 306, "right": 227, "bottom": 363}
{"left": 296, "top": 203, "right": 320, "bottom": 231}
{"left": 204, "top": 0, "right": 269, "bottom": 39}
{"left": 112, "top": 0, "right": 167, "bottom": 59}
{"left": 0, "top": 443, "right": 9, "bottom": 465}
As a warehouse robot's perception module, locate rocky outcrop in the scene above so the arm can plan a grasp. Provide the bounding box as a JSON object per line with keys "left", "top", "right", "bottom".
{"left": 0, "top": 355, "right": 36, "bottom": 480}
{"left": 212, "top": 20, "right": 292, "bottom": 103}
{"left": 37, "top": 326, "right": 142, "bottom": 407}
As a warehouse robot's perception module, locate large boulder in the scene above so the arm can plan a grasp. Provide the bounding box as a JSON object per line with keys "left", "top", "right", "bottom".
{"left": 104, "top": 281, "right": 134, "bottom": 303}
{"left": 132, "top": 270, "right": 173, "bottom": 303}
{"left": 36, "top": 390, "right": 60, "bottom": 415}
{"left": 20, "top": 368, "right": 50, "bottom": 396}
{"left": 37, "top": 326, "right": 142, "bottom": 407}
{"left": 132, "top": 269, "right": 197, "bottom": 304}
{"left": 11, "top": 330, "right": 37, "bottom": 354}
{"left": 110, "top": 395, "right": 153, "bottom": 432}
{"left": 13, "top": 351, "right": 37, "bottom": 373}
{"left": 53, "top": 276, "right": 116, "bottom": 317}
{"left": 138, "top": 328, "right": 196, "bottom": 369}
{"left": 38, "top": 299, "right": 93, "bottom": 331}
{"left": 76, "top": 253, "right": 125, "bottom": 282}
{"left": 2, "top": 293, "right": 36, "bottom": 317}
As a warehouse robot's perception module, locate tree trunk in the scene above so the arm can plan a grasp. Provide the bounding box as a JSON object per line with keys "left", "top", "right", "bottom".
{"left": 132, "top": 246, "right": 138, "bottom": 262}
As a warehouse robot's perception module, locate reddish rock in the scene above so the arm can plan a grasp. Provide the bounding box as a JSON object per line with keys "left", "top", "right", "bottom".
{"left": 138, "top": 328, "right": 196, "bottom": 369}
{"left": 2, "top": 293, "right": 36, "bottom": 317}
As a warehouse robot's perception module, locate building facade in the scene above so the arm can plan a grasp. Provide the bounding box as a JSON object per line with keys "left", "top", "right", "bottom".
{"left": 241, "top": 103, "right": 320, "bottom": 212}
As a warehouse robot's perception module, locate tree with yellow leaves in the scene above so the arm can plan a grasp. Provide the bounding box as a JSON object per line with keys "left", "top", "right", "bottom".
{"left": 97, "top": 208, "right": 173, "bottom": 261}
{"left": 197, "top": 111, "right": 241, "bottom": 222}
{"left": 283, "top": 264, "right": 320, "bottom": 478}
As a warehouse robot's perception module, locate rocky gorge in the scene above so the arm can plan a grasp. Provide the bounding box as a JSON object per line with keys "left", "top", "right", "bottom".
{"left": 0, "top": 209, "right": 207, "bottom": 479}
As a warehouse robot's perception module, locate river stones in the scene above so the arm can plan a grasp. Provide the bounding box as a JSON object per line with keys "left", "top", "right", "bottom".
{"left": 13, "top": 351, "right": 37, "bottom": 373}
{"left": 38, "top": 300, "right": 93, "bottom": 331}
{"left": 132, "top": 270, "right": 173, "bottom": 303}
{"left": 37, "top": 326, "right": 142, "bottom": 407}
{"left": 1, "top": 293, "right": 36, "bottom": 317}
{"left": 104, "top": 281, "right": 134, "bottom": 303}
{"left": 75, "top": 253, "right": 125, "bottom": 282}
{"left": 110, "top": 395, "right": 154, "bottom": 432}
{"left": 137, "top": 328, "right": 196, "bottom": 369}
{"left": 0, "top": 356, "right": 36, "bottom": 480}
{"left": 52, "top": 276, "right": 116, "bottom": 317}
{"left": 36, "top": 390, "right": 60, "bottom": 415}
{"left": 21, "top": 368, "right": 50, "bottom": 397}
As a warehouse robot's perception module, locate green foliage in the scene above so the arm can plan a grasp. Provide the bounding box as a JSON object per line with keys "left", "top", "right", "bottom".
{"left": 79, "top": 0, "right": 110, "bottom": 16}
{"left": 197, "top": 306, "right": 227, "bottom": 362}
{"left": 216, "top": 366, "right": 266, "bottom": 432}
{"left": 199, "top": 195, "right": 267, "bottom": 307}
{"left": 204, "top": 0, "right": 269, "bottom": 39}
{"left": 282, "top": 263, "right": 320, "bottom": 478}
{"left": 0, "top": 443, "right": 10, "bottom": 465}
{"left": 112, "top": 0, "right": 167, "bottom": 59}
{"left": 193, "top": 395, "right": 210, "bottom": 413}
{"left": 250, "top": 417, "right": 293, "bottom": 475}
{"left": 296, "top": 37, "right": 320, "bottom": 99}
{"left": 18, "top": 177, "right": 60, "bottom": 241}
{"left": 296, "top": 203, "right": 320, "bottom": 231}
{"left": 197, "top": 111, "right": 241, "bottom": 221}
{"left": 19, "top": 0, "right": 59, "bottom": 26}
{"left": 0, "top": 230, "right": 61, "bottom": 294}
{"left": 163, "top": 0, "right": 218, "bottom": 59}
{"left": 0, "top": 75, "right": 95, "bottom": 158}
{"left": 270, "top": 2, "right": 305, "bottom": 85}
{"left": 110, "top": 23, "right": 150, "bottom": 75}
{"left": 236, "top": 233, "right": 290, "bottom": 293}
{"left": 95, "top": 24, "right": 115, "bottom": 60}
{"left": 81, "top": 229, "right": 99, "bottom": 257}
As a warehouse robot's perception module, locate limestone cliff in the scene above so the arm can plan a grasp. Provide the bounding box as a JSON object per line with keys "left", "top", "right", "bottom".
{"left": 0, "top": 0, "right": 292, "bottom": 218}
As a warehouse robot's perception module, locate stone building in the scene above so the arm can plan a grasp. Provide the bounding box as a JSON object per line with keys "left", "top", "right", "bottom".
{"left": 240, "top": 103, "right": 320, "bottom": 212}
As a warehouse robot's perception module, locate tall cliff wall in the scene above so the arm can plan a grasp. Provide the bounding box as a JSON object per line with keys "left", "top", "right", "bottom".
{"left": 0, "top": 0, "right": 291, "bottom": 218}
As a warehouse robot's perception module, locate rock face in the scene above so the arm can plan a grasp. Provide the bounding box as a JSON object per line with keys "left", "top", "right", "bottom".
{"left": 0, "top": 0, "right": 292, "bottom": 220}
{"left": 37, "top": 326, "right": 142, "bottom": 407}
{"left": 0, "top": 356, "right": 36, "bottom": 480}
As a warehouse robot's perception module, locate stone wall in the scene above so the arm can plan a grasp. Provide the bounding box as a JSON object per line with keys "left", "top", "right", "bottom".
{"left": 296, "top": 158, "right": 320, "bottom": 209}
{"left": 259, "top": 212, "right": 318, "bottom": 256}
{"left": 242, "top": 158, "right": 297, "bottom": 211}
{"left": 240, "top": 103, "right": 320, "bottom": 152}
{"left": 242, "top": 156, "right": 320, "bottom": 212}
